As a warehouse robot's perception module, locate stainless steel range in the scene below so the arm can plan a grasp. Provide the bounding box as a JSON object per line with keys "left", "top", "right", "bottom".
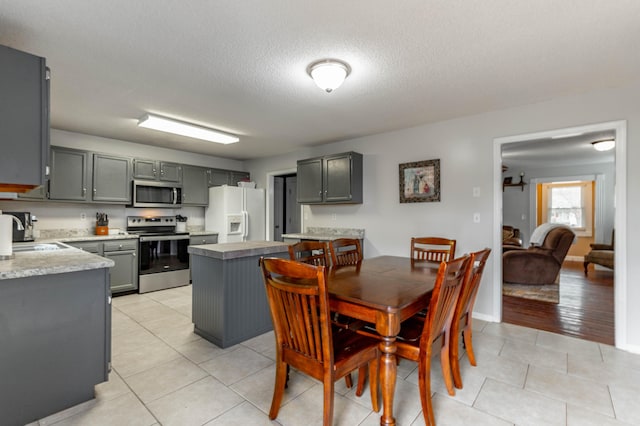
{"left": 127, "top": 216, "right": 190, "bottom": 293}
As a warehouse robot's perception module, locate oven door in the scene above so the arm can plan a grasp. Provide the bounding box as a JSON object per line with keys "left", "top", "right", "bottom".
{"left": 139, "top": 234, "right": 189, "bottom": 275}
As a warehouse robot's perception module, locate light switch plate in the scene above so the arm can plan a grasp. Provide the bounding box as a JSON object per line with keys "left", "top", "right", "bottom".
{"left": 473, "top": 213, "right": 480, "bottom": 223}
{"left": 473, "top": 187, "right": 480, "bottom": 197}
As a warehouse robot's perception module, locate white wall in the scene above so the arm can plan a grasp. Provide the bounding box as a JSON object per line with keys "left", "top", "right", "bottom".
{"left": 246, "top": 79, "right": 640, "bottom": 351}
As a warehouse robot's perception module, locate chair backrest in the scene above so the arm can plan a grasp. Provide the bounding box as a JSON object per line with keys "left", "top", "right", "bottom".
{"left": 453, "top": 248, "right": 491, "bottom": 323}
{"left": 420, "top": 254, "right": 471, "bottom": 352}
{"left": 288, "top": 241, "right": 330, "bottom": 266}
{"left": 260, "top": 257, "right": 333, "bottom": 367}
{"left": 329, "top": 238, "right": 363, "bottom": 266}
{"left": 411, "top": 237, "right": 456, "bottom": 264}
{"left": 540, "top": 227, "right": 575, "bottom": 264}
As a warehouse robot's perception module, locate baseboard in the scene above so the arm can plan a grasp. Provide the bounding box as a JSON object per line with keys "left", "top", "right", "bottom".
{"left": 565, "top": 255, "right": 584, "bottom": 262}
{"left": 472, "top": 312, "right": 498, "bottom": 323}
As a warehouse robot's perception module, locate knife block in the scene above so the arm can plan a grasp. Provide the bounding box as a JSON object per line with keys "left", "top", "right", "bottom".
{"left": 95, "top": 225, "right": 109, "bottom": 235}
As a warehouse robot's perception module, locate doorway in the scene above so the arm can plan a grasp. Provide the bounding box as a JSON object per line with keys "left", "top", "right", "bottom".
{"left": 493, "top": 120, "right": 627, "bottom": 348}
{"left": 273, "top": 174, "right": 301, "bottom": 241}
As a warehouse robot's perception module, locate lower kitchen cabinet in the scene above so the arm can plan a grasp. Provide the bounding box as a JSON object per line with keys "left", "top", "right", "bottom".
{"left": 67, "top": 238, "right": 138, "bottom": 294}
{"left": 103, "top": 240, "right": 138, "bottom": 293}
{"left": 189, "top": 233, "right": 218, "bottom": 246}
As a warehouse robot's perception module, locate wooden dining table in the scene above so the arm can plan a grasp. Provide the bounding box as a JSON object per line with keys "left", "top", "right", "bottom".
{"left": 326, "top": 256, "right": 439, "bottom": 426}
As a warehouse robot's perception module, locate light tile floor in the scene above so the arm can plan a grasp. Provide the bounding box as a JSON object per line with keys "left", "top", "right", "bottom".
{"left": 32, "top": 285, "right": 640, "bottom": 426}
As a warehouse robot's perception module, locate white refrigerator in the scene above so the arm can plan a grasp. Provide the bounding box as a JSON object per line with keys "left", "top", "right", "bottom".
{"left": 205, "top": 186, "right": 266, "bottom": 242}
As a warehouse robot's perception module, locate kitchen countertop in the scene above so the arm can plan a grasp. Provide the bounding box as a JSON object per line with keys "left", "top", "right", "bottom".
{"left": 188, "top": 241, "right": 289, "bottom": 260}
{"left": 282, "top": 227, "right": 365, "bottom": 241}
{"left": 0, "top": 244, "right": 114, "bottom": 280}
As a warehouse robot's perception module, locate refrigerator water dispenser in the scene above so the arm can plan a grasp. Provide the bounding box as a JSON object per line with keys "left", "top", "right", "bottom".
{"left": 226, "top": 214, "right": 243, "bottom": 235}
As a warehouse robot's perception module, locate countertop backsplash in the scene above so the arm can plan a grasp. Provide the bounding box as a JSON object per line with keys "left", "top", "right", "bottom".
{"left": 0, "top": 201, "right": 205, "bottom": 240}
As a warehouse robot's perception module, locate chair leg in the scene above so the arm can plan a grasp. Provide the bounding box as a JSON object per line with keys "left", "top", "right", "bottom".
{"left": 463, "top": 327, "right": 476, "bottom": 366}
{"left": 583, "top": 261, "right": 590, "bottom": 275}
{"left": 355, "top": 366, "right": 366, "bottom": 396}
{"left": 269, "top": 360, "right": 288, "bottom": 420}
{"left": 345, "top": 373, "right": 353, "bottom": 388}
{"left": 440, "top": 336, "right": 456, "bottom": 396}
{"left": 322, "top": 377, "right": 335, "bottom": 426}
{"left": 450, "top": 328, "right": 463, "bottom": 390}
{"left": 418, "top": 354, "right": 435, "bottom": 426}
{"left": 368, "top": 357, "right": 380, "bottom": 412}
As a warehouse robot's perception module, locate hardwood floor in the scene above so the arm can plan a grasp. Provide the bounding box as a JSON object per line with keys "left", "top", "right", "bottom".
{"left": 502, "top": 261, "right": 614, "bottom": 345}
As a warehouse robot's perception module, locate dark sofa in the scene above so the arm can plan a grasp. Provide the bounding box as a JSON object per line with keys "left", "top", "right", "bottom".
{"left": 503, "top": 226, "right": 575, "bottom": 285}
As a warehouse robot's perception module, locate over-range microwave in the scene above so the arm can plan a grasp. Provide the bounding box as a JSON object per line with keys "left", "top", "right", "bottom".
{"left": 132, "top": 180, "right": 182, "bottom": 208}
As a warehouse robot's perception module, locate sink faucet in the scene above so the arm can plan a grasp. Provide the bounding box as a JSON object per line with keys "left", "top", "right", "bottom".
{"left": 11, "top": 216, "right": 24, "bottom": 231}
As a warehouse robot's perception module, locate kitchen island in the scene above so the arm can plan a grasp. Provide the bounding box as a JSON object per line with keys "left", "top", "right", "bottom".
{"left": 0, "top": 243, "right": 113, "bottom": 426}
{"left": 188, "top": 241, "right": 289, "bottom": 348}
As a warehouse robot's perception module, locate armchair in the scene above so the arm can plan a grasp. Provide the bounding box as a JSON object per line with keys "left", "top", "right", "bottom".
{"left": 502, "top": 225, "right": 522, "bottom": 247}
{"left": 583, "top": 230, "right": 614, "bottom": 275}
{"left": 503, "top": 225, "right": 575, "bottom": 285}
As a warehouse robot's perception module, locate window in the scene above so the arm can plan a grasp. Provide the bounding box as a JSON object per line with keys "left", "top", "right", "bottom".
{"left": 540, "top": 181, "right": 593, "bottom": 237}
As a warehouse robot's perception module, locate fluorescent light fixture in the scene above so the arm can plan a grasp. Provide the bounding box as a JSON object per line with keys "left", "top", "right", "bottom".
{"left": 307, "top": 59, "right": 351, "bottom": 93}
{"left": 137, "top": 114, "right": 239, "bottom": 144}
{"left": 551, "top": 132, "right": 584, "bottom": 139}
{"left": 592, "top": 139, "right": 615, "bottom": 151}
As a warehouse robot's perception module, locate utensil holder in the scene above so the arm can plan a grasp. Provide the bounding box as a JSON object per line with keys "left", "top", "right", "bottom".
{"left": 96, "top": 225, "right": 109, "bottom": 235}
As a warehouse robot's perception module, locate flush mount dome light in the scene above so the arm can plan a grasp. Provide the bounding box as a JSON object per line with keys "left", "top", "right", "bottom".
{"left": 307, "top": 59, "right": 351, "bottom": 93}
{"left": 137, "top": 114, "right": 239, "bottom": 144}
{"left": 592, "top": 139, "right": 615, "bottom": 151}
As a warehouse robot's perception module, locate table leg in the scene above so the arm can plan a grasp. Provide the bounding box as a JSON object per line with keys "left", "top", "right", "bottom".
{"left": 379, "top": 337, "right": 397, "bottom": 426}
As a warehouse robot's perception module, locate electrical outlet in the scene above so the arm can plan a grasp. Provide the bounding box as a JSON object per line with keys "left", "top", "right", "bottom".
{"left": 473, "top": 213, "right": 480, "bottom": 223}
{"left": 473, "top": 187, "right": 480, "bottom": 197}
{"left": 80, "top": 213, "right": 86, "bottom": 220}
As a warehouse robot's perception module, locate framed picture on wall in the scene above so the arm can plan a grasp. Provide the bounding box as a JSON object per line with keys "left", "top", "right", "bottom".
{"left": 399, "top": 159, "right": 440, "bottom": 203}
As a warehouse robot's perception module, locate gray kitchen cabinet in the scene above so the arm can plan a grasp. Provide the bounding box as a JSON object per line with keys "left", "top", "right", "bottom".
{"left": 297, "top": 151, "right": 363, "bottom": 204}
{"left": 133, "top": 159, "right": 182, "bottom": 183}
{"left": 132, "top": 158, "right": 157, "bottom": 180}
{"left": 103, "top": 240, "right": 138, "bottom": 293}
{"left": 48, "top": 147, "right": 90, "bottom": 201}
{"left": 67, "top": 239, "right": 138, "bottom": 294}
{"left": 92, "top": 153, "right": 131, "bottom": 203}
{"left": 0, "top": 267, "right": 110, "bottom": 426}
{"left": 160, "top": 162, "right": 182, "bottom": 182}
{"left": 229, "top": 171, "right": 250, "bottom": 186}
{"left": 189, "top": 234, "right": 218, "bottom": 245}
{"left": 207, "top": 168, "right": 231, "bottom": 187}
{"left": 18, "top": 185, "right": 47, "bottom": 200}
{"left": 182, "top": 165, "right": 209, "bottom": 206}
{"left": 0, "top": 44, "right": 49, "bottom": 190}
{"left": 207, "top": 168, "right": 250, "bottom": 187}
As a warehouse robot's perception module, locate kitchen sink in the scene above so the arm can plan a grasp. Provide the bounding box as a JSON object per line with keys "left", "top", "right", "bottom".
{"left": 12, "top": 242, "right": 70, "bottom": 252}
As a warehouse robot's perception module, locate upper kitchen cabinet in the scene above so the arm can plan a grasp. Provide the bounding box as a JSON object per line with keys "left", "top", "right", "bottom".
{"left": 0, "top": 45, "right": 49, "bottom": 192}
{"left": 207, "top": 168, "right": 250, "bottom": 187}
{"left": 182, "top": 165, "right": 209, "bottom": 206}
{"left": 297, "top": 152, "right": 363, "bottom": 204}
{"left": 48, "top": 147, "right": 90, "bottom": 201}
{"left": 133, "top": 159, "right": 182, "bottom": 183}
{"left": 49, "top": 148, "right": 131, "bottom": 203}
{"left": 92, "top": 153, "right": 131, "bottom": 203}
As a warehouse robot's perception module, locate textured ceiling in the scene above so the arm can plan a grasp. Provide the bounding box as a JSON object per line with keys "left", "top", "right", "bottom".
{"left": 1, "top": 1, "right": 639, "bottom": 160}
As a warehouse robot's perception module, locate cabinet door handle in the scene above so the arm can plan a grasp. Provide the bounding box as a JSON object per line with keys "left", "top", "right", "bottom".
{"left": 132, "top": 253, "right": 136, "bottom": 257}
{"left": 82, "top": 188, "right": 86, "bottom": 196}
{"left": 118, "top": 244, "right": 123, "bottom": 249}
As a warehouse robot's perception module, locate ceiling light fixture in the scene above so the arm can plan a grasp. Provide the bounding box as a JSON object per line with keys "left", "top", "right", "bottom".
{"left": 137, "top": 114, "right": 239, "bottom": 144}
{"left": 307, "top": 59, "right": 351, "bottom": 93}
{"left": 592, "top": 139, "right": 615, "bottom": 151}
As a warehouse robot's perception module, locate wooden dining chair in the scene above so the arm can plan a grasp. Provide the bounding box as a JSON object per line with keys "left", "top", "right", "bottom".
{"left": 395, "top": 254, "right": 471, "bottom": 425}
{"left": 259, "top": 257, "right": 379, "bottom": 426}
{"left": 450, "top": 248, "right": 491, "bottom": 390}
{"left": 288, "top": 241, "right": 330, "bottom": 266}
{"left": 410, "top": 237, "right": 456, "bottom": 264}
{"left": 329, "top": 238, "right": 363, "bottom": 266}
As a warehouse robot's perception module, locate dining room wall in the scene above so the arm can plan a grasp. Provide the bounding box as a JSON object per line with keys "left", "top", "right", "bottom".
{"left": 246, "top": 78, "right": 640, "bottom": 352}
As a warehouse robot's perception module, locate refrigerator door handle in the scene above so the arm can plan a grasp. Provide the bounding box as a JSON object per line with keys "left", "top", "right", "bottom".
{"left": 242, "top": 210, "right": 249, "bottom": 241}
